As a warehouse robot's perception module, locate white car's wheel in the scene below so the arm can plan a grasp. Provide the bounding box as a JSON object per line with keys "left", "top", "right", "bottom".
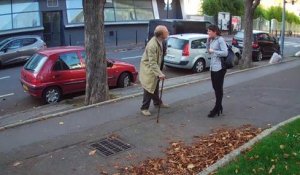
{"left": 192, "top": 59, "right": 205, "bottom": 73}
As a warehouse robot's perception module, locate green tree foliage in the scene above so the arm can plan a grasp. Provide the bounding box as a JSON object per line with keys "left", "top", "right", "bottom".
{"left": 286, "top": 11, "right": 294, "bottom": 23}
{"left": 202, "top": 0, "right": 221, "bottom": 16}
{"left": 254, "top": 5, "right": 266, "bottom": 19}
{"left": 263, "top": 6, "right": 300, "bottom": 24}
{"left": 202, "top": 0, "right": 300, "bottom": 24}
{"left": 202, "top": 0, "right": 244, "bottom": 16}
{"left": 264, "top": 6, "right": 282, "bottom": 21}
{"left": 286, "top": 12, "right": 300, "bottom": 24}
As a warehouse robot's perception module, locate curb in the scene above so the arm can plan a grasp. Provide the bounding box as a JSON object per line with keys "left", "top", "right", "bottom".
{"left": 0, "top": 57, "right": 298, "bottom": 131}
{"left": 197, "top": 114, "right": 300, "bottom": 175}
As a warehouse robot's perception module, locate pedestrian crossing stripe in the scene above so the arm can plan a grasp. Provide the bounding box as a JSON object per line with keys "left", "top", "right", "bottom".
{"left": 284, "top": 42, "right": 300, "bottom": 47}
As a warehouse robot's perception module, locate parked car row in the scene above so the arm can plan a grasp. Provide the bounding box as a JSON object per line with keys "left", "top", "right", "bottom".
{"left": 1, "top": 30, "right": 279, "bottom": 104}
{"left": 164, "top": 33, "right": 241, "bottom": 73}
{"left": 0, "top": 36, "right": 138, "bottom": 104}
{"left": 20, "top": 46, "right": 138, "bottom": 104}
{"left": 164, "top": 30, "right": 280, "bottom": 72}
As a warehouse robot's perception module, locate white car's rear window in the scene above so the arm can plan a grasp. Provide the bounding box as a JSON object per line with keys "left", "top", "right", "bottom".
{"left": 167, "top": 37, "right": 188, "bottom": 50}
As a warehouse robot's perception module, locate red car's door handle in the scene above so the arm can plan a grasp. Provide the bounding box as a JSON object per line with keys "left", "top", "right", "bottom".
{"left": 53, "top": 74, "right": 60, "bottom": 78}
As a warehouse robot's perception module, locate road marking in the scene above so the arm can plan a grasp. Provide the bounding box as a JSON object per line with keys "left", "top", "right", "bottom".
{"left": 0, "top": 93, "right": 14, "bottom": 98}
{"left": 121, "top": 55, "right": 142, "bottom": 60}
{"left": 0, "top": 76, "right": 10, "bottom": 80}
{"left": 283, "top": 42, "right": 300, "bottom": 48}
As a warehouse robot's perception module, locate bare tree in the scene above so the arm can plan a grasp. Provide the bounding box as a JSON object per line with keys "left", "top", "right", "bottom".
{"left": 241, "top": 0, "right": 260, "bottom": 68}
{"left": 83, "top": 0, "right": 109, "bottom": 105}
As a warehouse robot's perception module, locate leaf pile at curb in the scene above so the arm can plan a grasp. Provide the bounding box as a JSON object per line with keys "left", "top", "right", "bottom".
{"left": 118, "top": 125, "right": 262, "bottom": 175}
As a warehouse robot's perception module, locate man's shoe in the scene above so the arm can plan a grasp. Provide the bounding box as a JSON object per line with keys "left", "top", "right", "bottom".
{"left": 155, "top": 103, "right": 170, "bottom": 108}
{"left": 141, "top": 110, "right": 151, "bottom": 116}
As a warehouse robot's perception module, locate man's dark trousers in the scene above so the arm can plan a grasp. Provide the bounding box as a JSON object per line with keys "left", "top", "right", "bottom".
{"left": 141, "top": 80, "right": 162, "bottom": 110}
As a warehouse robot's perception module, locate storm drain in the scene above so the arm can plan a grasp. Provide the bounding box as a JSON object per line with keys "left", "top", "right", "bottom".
{"left": 90, "top": 137, "right": 132, "bottom": 157}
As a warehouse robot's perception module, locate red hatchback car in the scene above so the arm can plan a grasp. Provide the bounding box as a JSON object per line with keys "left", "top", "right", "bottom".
{"left": 20, "top": 46, "right": 138, "bottom": 104}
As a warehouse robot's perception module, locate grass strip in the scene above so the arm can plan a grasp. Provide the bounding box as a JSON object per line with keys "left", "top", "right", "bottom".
{"left": 215, "top": 118, "right": 300, "bottom": 175}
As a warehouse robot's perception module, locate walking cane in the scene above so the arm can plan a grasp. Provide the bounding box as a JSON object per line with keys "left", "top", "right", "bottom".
{"left": 157, "top": 79, "right": 164, "bottom": 123}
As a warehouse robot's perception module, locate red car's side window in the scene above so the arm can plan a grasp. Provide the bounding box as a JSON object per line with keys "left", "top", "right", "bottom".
{"left": 53, "top": 52, "right": 83, "bottom": 71}
{"left": 80, "top": 51, "right": 87, "bottom": 67}
{"left": 80, "top": 51, "right": 113, "bottom": 68}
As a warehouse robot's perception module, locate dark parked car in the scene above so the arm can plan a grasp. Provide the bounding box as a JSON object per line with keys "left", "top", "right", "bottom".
{"left": 232, "top": 30, "right": 280, "bottom": 61}
{"left": 20, "top": 46, "right": 138, "bottom": 104}
{"left": 147, "top": 19, "right": 212, "bottom": 41}
{"left": 0, "top": 35, "right": 46, "bottom": 67}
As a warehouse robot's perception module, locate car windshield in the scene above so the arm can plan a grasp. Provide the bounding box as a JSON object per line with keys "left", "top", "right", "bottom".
{"left": 24, "top": 54, "right": 47, "bottom": 73}
{"left": 0, "top": 38, "right": 11, "bottom": 48}
{"left": 235, "top": 32, "right": 255, "bottom": 40}
{"left": 235, "top": 32, "right": 244, "bottom": 39}
{"left": 167, "top": 37, "right": 188, "bottom": 50}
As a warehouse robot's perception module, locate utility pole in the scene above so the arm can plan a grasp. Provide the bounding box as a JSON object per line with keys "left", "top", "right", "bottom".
{"left": 280, "top": 0, "right": 296, "bottom": 56}
{"left": 280, "top": 0, "right": 286, "bottom": 56}
{"left": 167, "top": 0, "right": 169, "bottom": 19}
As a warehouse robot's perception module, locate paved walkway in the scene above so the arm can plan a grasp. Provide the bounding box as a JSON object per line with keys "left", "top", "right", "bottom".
{"left": 0, "top": 59, "right": 300, "bottom": 174}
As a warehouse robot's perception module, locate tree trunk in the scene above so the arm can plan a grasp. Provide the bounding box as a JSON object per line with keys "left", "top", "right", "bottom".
{"left": 83, "top": 0, "right": 109, "bottom": 105}
{"left": 241, "top": 0, "right": 260, "bottom": 69}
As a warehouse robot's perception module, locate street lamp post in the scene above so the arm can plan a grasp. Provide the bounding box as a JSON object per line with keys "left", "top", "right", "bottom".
{"left": 167, "top": 0, "right": 169, "bottom": 19}
{"left": 280, "top": 0, "right": 286, "bottom": 56}
{"left": 280, "top": 0, "right": 296, "bottom": 56}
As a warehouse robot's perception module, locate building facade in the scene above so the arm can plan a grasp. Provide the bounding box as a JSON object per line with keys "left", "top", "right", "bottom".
{"left": 0, "top": 0, "right": 187, "bottom": 47}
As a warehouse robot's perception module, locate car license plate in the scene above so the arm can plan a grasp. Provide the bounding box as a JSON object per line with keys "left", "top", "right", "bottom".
{"left": 23, "top": 84, "right": 29, "bottom": 91}
{"left": 165, "top": 55, "right": 175, "bottom": 61}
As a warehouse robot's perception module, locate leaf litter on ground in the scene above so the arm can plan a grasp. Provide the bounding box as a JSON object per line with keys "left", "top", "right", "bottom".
{"left": 113, "top": 125, "right": 262, "bottom": 175}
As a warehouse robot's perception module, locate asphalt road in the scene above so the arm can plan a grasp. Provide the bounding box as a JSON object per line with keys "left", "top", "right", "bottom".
{"left": 1, "top": 59, "right": 300, "bottom": 175}
{"left": 0, "top": 37, "right": 299, "bottom": 116}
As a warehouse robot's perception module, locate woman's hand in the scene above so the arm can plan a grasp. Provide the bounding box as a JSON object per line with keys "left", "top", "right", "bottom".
{"left": 208, "top": 48, "right": 214, "bottom": 53}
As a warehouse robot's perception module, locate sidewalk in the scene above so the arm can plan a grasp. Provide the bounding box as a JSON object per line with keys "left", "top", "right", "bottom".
{"left": 0, "top": 56, "right": 297, "bottom": 130}
{"left": 0, "top": 58, "right": 300, "bottom": 175}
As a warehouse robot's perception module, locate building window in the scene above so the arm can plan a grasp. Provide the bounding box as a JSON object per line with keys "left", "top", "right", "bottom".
{"left": 67, "top": 9, "right": 84, "bottom": 23}
{"left": 66, "top": 0, "right": 84, "bottom": 24}
{"left": 65, "top": 0, "right": 154, "bottom": 24}
{"left": 47, "top": 0, "right": 59, "bottom": 7}
{"left": 104, "top": 8, "right": 115, "bottom": 22}
{"left": 0, "top": 0, "right": 40, "bottom": 31}
{"left": 0, "top": 15, "right": 12, "bottom": 30}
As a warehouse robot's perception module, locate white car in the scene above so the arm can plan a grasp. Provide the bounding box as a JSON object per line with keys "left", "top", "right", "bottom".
{"left": 164, "top": 33, "right": 241, "bottom": 73}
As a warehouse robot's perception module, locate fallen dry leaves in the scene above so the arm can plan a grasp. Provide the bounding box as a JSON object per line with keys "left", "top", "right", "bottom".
{"left": 12, "top": 161, "right": 22, "bottom": 167}
{"left": 89, "top": 150, "right": 97, "bottom": 156}
{"left": 118, "top": 125, "right": 261, "bottom": 175}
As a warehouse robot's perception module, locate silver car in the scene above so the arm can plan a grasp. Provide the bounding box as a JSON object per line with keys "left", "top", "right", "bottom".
{"left": 0, "top": 35, "right": 46, "bottom": 67}
{"left": 164, "top": 33, "right": 241, "bottom": 73}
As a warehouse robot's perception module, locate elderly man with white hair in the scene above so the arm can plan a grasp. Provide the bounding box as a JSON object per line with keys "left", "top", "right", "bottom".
{"left": 139, "top": 25, "right": 170, "bottom": 116}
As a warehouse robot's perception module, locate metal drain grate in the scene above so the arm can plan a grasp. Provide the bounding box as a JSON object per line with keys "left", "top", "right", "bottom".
{"left": 90, "top": 137, "right": 132, "bottom": 157}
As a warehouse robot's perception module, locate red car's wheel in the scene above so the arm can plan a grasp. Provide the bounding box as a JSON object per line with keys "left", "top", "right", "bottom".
{"left": 43, "top": 86, "right": 61, "bottom": 104}
{"left": 117, "top": 72, "right": 131, "bottom": 88}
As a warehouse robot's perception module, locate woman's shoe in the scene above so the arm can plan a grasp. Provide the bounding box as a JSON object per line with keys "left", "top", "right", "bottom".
{"left": 208, "top": 106, "right": 222, "bottom": 118}
{"left": 207, "top": 110, "right": 220, "bottom": 118}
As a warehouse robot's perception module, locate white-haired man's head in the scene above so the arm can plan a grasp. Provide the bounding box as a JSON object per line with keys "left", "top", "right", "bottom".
{"left": 154, "top": 25, "right": 169, "bottom": 41}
